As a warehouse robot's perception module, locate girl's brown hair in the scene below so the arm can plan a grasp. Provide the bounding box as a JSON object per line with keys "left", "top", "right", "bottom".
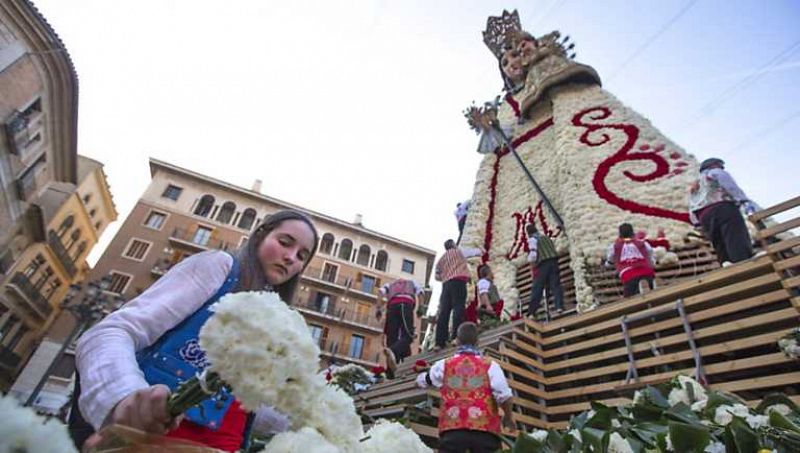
{"left": 237, "top": 209, "right": 319, "bottom": 302}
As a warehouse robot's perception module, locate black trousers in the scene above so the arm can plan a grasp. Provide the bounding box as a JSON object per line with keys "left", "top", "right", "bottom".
{"left": 456, "top": 216, "right": 467, "bottom": 244}
{"left": 386, "top": 302, "right": 415, "bottom": 361}
{"left": 623, "top": 276, "right": 654, "bottom": 297}
{"left": 436, "top": 279, "right": 467, "bottom": 347}
{"left": 439, "top": 429, "right": 501, "bottom": 453}
{"left": 700, "top": 202, "right": 753, "bottom": 264}
{"left": 528, "top": 258, "right": 564, "bottom": 316}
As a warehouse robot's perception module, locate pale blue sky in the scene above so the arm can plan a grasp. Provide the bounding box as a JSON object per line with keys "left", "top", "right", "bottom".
{"left": 34, "top": 1, "right": 799, "bottom": 291}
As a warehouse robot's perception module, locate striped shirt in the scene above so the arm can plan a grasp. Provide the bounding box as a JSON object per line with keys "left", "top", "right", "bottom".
{"left": 435, "top": 247, "right": 482, "bottom": 282}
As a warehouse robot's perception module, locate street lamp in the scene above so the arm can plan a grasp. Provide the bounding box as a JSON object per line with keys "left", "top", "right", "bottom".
{"left": 24, "top": 275, "right": 125, "bottom": 408}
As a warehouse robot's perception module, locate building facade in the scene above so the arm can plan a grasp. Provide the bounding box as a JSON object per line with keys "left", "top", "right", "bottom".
{"left": 90, "top": 158, "right": 435, "bottom": 370}
{"left": 0, "top": 0, "right": 84, "bottom": 389}
{"left": 2, "top": 156, "right": 116, "bottom": 393}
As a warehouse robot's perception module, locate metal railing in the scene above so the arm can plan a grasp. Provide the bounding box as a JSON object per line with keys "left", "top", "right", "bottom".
{"left": 302, "top": 267, "right": 380, "bottom": 297}
{"left": 294, "top": 296, "right": 382, "bottom": 330}
{"left": 48, "top": 230, "right": 77, "bottom": 277}
{"left": 9, "top": 272, "right": 52, "bottom": 318}
{"left": 169, "top": 228, "right": 231, "bottom": 251}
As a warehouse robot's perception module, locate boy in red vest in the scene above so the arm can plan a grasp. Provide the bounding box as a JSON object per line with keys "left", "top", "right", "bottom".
{"left": 416, "top": 322, "right": 515, "bottom": 453}
{"left": 378, "top": 278, "right": 423, "bottom": 378}
{"left": 606, "top": 223, "right": 656, "bottom": 297}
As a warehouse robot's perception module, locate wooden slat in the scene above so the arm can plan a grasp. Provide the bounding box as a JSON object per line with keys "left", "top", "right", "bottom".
{"left": 766, "top": 235, "right": 800, "bottom": 255}
{"left": 759, "top": 217, "right": 800, "bottom": 240}
{"left": 775, "top": 254, "right": 800, "bottom": 272}
{"left": 513, "top": 412, "right": 549, "bottom": 429}
{"left": 497, "top": 359, "right": 548, "bottom": 385}
{"left": 784, "top": 276, "right": 800, "bottom": 290}
{"left": 547, "top": 398, "right": 630, "bottom": 415}
{"left": 408, "top": 422, "right": 439, "bottom": 439}
{"left": 714, "top": 372, "right": 800, "bottom": 393}
{"left": 539, "top": 257, "right": 773, "bottom": 336}
{"left": 749, "top": 196, "right": 800, "bottom": 222}
{"left": 543, "top": 275, "right": 785, "bottom": 358}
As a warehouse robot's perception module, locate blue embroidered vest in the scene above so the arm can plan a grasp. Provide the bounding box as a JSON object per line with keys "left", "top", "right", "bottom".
{"left": 136, "top": 256, "right": 240, "bottom": 431}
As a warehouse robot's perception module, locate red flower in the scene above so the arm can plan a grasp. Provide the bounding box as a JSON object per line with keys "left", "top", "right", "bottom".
{"left": 510, "top": 313, "right": 523, "bottom": 321}
{"left": 325, "top": 370, "right": 332, "bottom": 382}
{"left": 412, "top": 360, "right": 429, "bottom": 373}
{"left": 371, "top": 366, "right": 386, "bottom": 376}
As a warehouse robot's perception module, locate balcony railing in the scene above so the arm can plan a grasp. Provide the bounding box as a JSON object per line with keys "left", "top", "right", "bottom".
{"left": 9, "top": 272, "right": 52, "bottom": 318}
{"left": 168, "top": 228, "right": 231, "bottom": 252}
{"left": 302, "top": 267, "right": 379, "bottom": 297}
{"left": 48, "top": 230, "right": 77, "bottom": 278}
{"left": 0, "top": 345, "right": 21, "bottom": 370}
{"left": 294, "top": 297, "right": 382, "bottom": 331}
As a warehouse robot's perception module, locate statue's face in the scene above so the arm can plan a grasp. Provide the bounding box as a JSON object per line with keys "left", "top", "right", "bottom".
{"left": 517, "top": 38, "right": 537, "bottom": 67}
{"left": 501, "top": 49, "right": 525, "bottom": 84}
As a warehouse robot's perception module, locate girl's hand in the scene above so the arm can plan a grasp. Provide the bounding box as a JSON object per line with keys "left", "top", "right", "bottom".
{"left": 106, "top": 385, "right": 176, "bottom": 434}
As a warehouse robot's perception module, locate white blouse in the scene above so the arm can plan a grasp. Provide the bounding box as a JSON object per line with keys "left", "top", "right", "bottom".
{"left": 416, "top": 354, "right": 513, "bottom": 403}
{"left": 75, "top": 251, "right": 289, "bottom": 434}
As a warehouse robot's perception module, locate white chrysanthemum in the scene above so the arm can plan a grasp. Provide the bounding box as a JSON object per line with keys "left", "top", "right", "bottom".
{"left": 259, "top": 427, "right": 342, "bottom": 453}
{"left": 305, "top": 382, "right": 364, "bottom": 452}
{"left": 746, "top": 414, "right": 769, "bottom": 429}
{"left": 704, "top": 441, "right": 726, "bottom": 453}
{"left": 608, "top": 432, "right": 634, "bottom": 453}
{"left": 568, "top": 429, "right": 582, "bottom": 443}
{"left": 764, "top": 404, "right": 792, "bottom": 416}
{"left": 691, "top": 399, "right": 708, "bottom": 412}
{"left": 361, "top": 420, "right": 432, "bottom": 453}
{"left": 0, "top": 395, "right": 78, "bottom": 453}
{"left": 668, "top": 375, "right": 707, "bottom": 406}
{"left": 632, "top": 390, "right": 644, "bottom": 405}
{"left": 665, "top": 433, "right": 674, "bottom": 451}
{"left": 530, "top": 429, "right": 549, "bottom": 442}
{"left": 714, "top": 404, "right": 749, "bottom": 426}
{"left": 199, "top": 291, "right": 321, "bottom": 411}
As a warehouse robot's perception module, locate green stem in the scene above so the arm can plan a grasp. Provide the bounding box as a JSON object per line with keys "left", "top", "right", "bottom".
{"left": 166, "top": 371, "right": 225, "bottom": 417}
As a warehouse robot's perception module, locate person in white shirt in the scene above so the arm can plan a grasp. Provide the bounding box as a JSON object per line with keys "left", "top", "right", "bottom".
{"left": 417, "top": 322, "right": 515, "bottom": 452}
{"left": 455, "top": 200, "right": 471, "bottom": 244}
{"left": 71, "top": 211, "right": 318, "bottom": 452}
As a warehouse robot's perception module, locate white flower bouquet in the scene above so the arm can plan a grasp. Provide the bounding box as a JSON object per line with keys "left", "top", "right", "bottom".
{"left": 0, "top": 395, "right": 78, "bottom": 453}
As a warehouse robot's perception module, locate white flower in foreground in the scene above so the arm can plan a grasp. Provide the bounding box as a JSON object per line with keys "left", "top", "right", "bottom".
{"left": 632, "top": 390, "right": 644, "bottom": 405}
{"left": 608, "top": 432, "right": 634, "bottom": 453}
{"left": 714, "top": 404, "right": 749, "bottom": 426}
{"left": 199, "top": 291, "right": 321, "bottom": 411}
{"left": 704, "top": 441, "right": 726, "bottom": 453}
{"left": 568, "top": 429, "right": 582, "bottom": 443}
{"left": 765, "top": 404, "right": 792, "bottom": 416}
{"left": 259, "top": 427, "right": 341, "bottom": 453}
{"left": 665, "top": 433, "right": 674, "bottom": 451}
{"left": 668, "top": 375, "right": 708, "bottom": 406}
{"left": 0, "top": 395, "right": 77, "bottom": 453}
{"left": 691, "top": 399, "right": 708, "bottom": 412}
{"left": 305, "top": 382, "right": 364, "bottom": 452}
{"left": 361, "top": 420, "right": 433, "bottom": 453}
{"left": 745, "top": 414, "right": 769, "bottom": 430}
{"left": 530, "top": 429, "right": 549, "bottom": 442}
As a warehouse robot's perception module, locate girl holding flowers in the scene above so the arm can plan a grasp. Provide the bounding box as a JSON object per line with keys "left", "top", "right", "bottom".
{"left": 71, "top": 210, "right": 318, "bottom": 452}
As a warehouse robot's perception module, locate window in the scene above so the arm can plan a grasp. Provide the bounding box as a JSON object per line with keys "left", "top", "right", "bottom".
{"left": 319, "top": 233, "right": 334, "bottom": 255}
{"left": 402, "top": 259, "right": 415, "bottom": 274}
{"left": 65, "top": 228, "right": 81, "bottom": 251}
{"left": 348, "top": 335, "right": 365, "bottom": 359}
{"left": 162, "top": 184, "right": 183, "bottom": 201}
{"left": 124, "top": 239, "right": 151, "bottom": 261}
{"left": 108, "top": 271, "right": 132, "bottom": 294}
{"left": 338, "top": 239, "right": 353, "bottom": 261}
{"left": 192, "top": 226, "right": 213, "bottom": 246}
{"left": 57, "top": 215, "right": 74, "bottom": 237}
{"left": 239, "top": 236, "right": 249, "bottom": 248}
{"left": 43, "top": 278, "right": 61, "bottom": 300}
{"left": 144, "top": 211, "right": 167, "bottom": 230}
{"left": 73, "top": 241, "right": 87, "bottom": 260}
{"left": 6, "top": 325, "right": 29, "bottom": 351}
{"left": 82, "top": 193, "right": 92, "bottom": 204}
{"left": 23, "top": 254, "right": 45, "bottom": 278}
{"left": 216, "top": 201, "right": 236, "bottom": 224}
{"left": 309, "top": 324, "right": 324, "bottom": 346}
{"left": 193, "top": 194, "right": 215, "bottom": 217}
{"left": 94, "top": 221, "right": 102, "bottom": 230}
{"left": 374, "top": 250, "right": 388, "bottom": 271}
{"left": 361, "top": 274, "right": 377, "bottom": 294}
{"left": 314, "top": 292, "right": 332, "bottom": 314}
{"left": 237, "top": 208, "right": 257, "bottom": 230}
{"left": 356, "top": 245, "right": 371, "bottom": 266}
{"left": 321, "top": 263, "right": 338, "bottom": 283}
{"left": 89, "top": 208, "right": 97, "bottom": 218}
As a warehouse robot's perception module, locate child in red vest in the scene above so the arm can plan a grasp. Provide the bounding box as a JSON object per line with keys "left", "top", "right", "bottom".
{"left": 606, "top": 223, "right": 656, "bottom": 297}
{"left": 416, "top": 322, "right": 515, "bottom": 453}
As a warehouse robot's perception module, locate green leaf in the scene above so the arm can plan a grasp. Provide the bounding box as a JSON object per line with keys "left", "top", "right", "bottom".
{"left": 770, "top": 410, "right": 800, "bottom": 434}
{"left": 703, "top": 391, "right": 746, "bottom": 419}
{"left": 581, "top": 427, "right": 606, "bottom": 453}
{"left": 511, "top": 432, "right": 545, "bottom": 453}
{"left": 587, "top": 403, "right": 614, "bottom": 430}
{"left": 630, "top": 422, "right": 669, "bottom": 447}
{"left": 756, "top": 393, "right": 800, "bottom": 415}
{"left": 545, "top": 430, "right": 568, "bottom": 453}
{"left": 664, "top": 402, "right": 702, "bottom": 425}
{"left": 728, "top": 417, "right": 759, "bottom": 453}
{"left": 668, "top": 421, "right": 711, "bottom": 453}
{"left": 644, "top": 386, "right": 671, "bottom": 409}
{"left": 569, "top": 411, "right": 589, "bottom": 431}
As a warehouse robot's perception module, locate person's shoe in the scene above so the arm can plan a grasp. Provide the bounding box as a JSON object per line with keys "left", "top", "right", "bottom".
{"left": 432, "top": 345, "right": 443, "bottom": 352}
{"left": 722, "top": 261, "right": 733, "bottom": 268}
{"left": 383, "top": 348, "right": 397, "bottom": 379}
{"left": 753, "top": 250, "right": 767, "bottom": 259}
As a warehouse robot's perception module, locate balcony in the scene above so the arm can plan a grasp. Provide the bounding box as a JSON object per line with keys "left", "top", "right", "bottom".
{"left": 8, "top": 272, "right": 52, "bottom": 319}
{"left": 168, "top": 228, "right": 231, "bottom": 253}
{"left": 47, "top": 230, "right": 77, "bottom": 278}
{"left": 302, "top": 267, "right": 379, "bottom": 299}
{"left": 0, "top": 346, "right": 21, "bottom": 371}
{"left": 318, "top": 338, "right": 379, "bottom": 368}
{"left": 294, "top": 297, "right": 382, "bottom": 332}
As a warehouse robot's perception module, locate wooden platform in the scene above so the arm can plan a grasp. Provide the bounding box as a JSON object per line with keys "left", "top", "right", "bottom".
{"left": 354, "top": 198, "right": 800, "bottom": 444}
